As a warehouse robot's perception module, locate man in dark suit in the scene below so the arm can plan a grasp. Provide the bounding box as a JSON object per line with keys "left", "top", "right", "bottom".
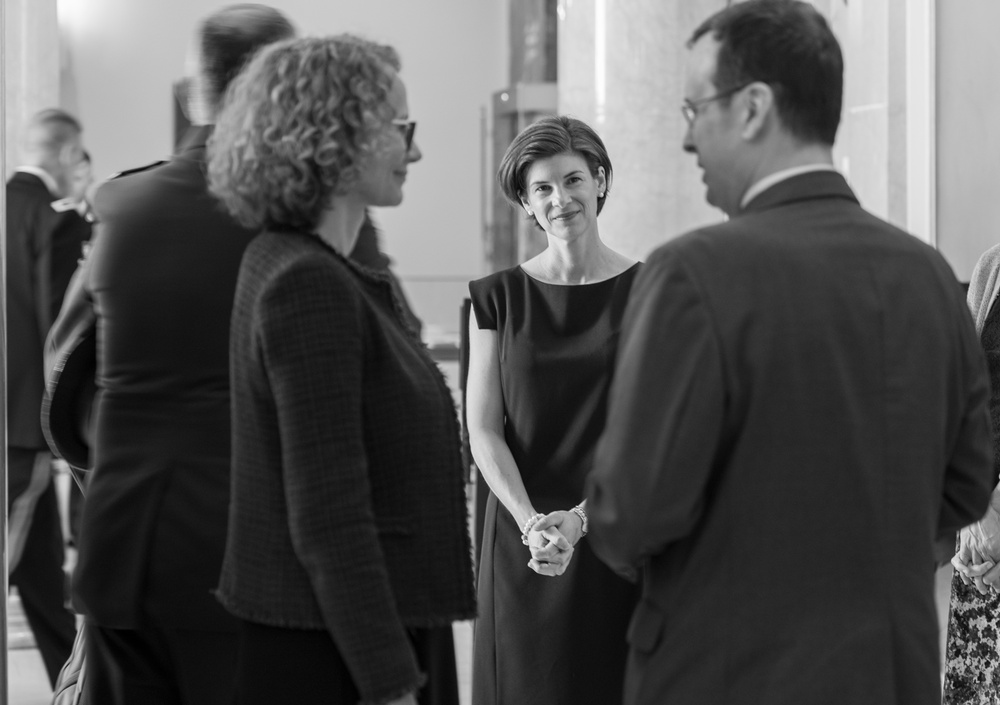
{"left": 48, "top": 6, "right": 294, "bottom": 704}
{"left": 6, "top": 108, "right": 89, "bottom": 685}
{"left": 585, "top": 2, "right": 995, "bottom": 704}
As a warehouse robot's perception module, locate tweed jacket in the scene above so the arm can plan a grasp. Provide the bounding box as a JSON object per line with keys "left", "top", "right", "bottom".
{"left": 218, "top": 228, "right": 476, "bottom": 705}
{"left": 587, "top": 171, "right": 993, "bottom": 705}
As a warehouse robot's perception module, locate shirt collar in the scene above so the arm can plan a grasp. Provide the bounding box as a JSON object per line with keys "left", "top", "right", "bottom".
{"left": 15, "top": 166, "right": 61, "bottom": 198}
{"left": 740, "top": 164, "right": 837, "bottom": 210}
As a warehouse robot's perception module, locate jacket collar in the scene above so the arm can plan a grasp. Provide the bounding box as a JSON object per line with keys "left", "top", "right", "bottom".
{"left": 741, "top": 170, "right": 858, "bottom": 215}
{"left": 13, "top": 166, "right": 60, "bottom": 197}
{"left": 175, "top": 124, "right": 214, "bottom": 160}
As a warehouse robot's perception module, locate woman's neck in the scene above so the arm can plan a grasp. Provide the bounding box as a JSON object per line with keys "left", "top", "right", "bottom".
{"left": 527, "top": 233, "right": 631, "bottom": 285}
{"left": 315, "top": 194, "right": 367, "bottom": 256}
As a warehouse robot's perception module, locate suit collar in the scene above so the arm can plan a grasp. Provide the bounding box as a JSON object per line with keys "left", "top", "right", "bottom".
{"left": 13, "top": 166, "right": 60, "bottom": 197}
{"left": 741, "top": 170, "right": 858, "bottom": 215}
{"left": 175, "top": 125, "right": 213, "bottom": 160}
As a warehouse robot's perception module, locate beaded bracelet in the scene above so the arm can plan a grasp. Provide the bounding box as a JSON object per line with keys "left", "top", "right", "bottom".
{"left": 570, "top": 504, "right": 588, "bottom": 537}
{"left": 520, "top": 512, "right": 546, "bottom": 545}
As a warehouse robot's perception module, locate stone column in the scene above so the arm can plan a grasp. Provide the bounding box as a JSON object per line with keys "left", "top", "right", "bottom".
{"left": 558, "top": 0, "right": 726, "bottom": 260}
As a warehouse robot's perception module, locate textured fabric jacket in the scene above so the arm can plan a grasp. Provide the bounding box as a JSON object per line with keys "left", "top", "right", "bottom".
{"left": 587, "top": 171, "right": 994, "bottom": 705}
{"left": 218, "top": 228, "right": 476, "bottom": 704}
{"left": 67, "top": 126, "right": 253, "bottom": 631}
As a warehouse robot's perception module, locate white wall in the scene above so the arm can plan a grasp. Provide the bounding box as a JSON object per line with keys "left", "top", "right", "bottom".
{"left": 936, "top": 0, "right": 1000, "bottom": 281}
{"left": 56, "top": 0, "right": 508, "bottom": 334}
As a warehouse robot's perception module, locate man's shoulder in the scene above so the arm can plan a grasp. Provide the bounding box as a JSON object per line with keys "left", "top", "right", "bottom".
{"left": 105, "top": 159, "right": 170, "bottom": 182}
{"left": 97, "top": 158, "right": 176, "bottom": 198}
{"left": 7, "top": 171, "right": 51, "bottom": 203}
{"left": 94, "top": 154, "right": 212, "bottom": 223}
{"left": 645, "top": 220, "right": 742, "bottom": 265}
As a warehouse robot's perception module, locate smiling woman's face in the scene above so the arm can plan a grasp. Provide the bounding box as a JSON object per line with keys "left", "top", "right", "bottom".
{"left": 520, "top": 151, "right": 605, "bottom": 242}
{"left": 353, "top": 74, "right": 422, "bottom": 208}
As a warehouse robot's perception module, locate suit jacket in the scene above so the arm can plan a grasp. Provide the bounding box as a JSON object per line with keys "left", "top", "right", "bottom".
{"left": 586, "top": 171, "right": 994, "bottom": 705}
{"left": 6, "top": 171, "right": 90, "bottom": 451}
{"left": 218, "top": 229, "right": 476, "bottom": 703}
{"left": 66, "top": 126, "right": 253, "bottom": 630}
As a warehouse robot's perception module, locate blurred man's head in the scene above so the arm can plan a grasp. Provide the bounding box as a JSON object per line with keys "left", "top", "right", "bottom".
{"left": 22, "top": 109, "right": 85, "bottom": 198}
{"left": 185, "top": 4, "right": 295, "bottom": 125}
{"left": 681, "top": 0, "right": 843, "bottom": 215}
{"left": 68, "top": 150, "right": 94, "bottom": 205}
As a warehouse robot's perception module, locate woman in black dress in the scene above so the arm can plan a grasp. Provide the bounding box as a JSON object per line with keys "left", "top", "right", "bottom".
{"left": 467, "top": 116, "right": 640, "bottom": 704}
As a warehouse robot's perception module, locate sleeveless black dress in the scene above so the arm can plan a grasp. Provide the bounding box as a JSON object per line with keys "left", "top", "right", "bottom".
{"left": 469, "top": 264, "right": 641, "bottom": 705}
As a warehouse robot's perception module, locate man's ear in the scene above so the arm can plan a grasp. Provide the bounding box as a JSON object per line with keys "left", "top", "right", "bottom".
{"left": 741, "top": 82, "right": 774, "bottom": 141}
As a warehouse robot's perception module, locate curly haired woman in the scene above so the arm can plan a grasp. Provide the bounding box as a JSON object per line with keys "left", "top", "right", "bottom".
{"left": 207, "top": 35, "right": 475, "bottom": 705}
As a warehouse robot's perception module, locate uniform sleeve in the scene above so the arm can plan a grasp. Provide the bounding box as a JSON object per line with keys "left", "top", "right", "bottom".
{"left": 586, "top": 246, "right": 726, "bottom": 579}
{"left": 469, "top": 276, "right": 498, "bottom": 330}
{"left": 258, "top": 259, "right": 422, "bottom": 704}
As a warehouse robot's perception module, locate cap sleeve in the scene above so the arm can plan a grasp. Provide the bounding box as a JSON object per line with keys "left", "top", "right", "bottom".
{"left": 468, "top": 276, "right": 498, "bottom": 330}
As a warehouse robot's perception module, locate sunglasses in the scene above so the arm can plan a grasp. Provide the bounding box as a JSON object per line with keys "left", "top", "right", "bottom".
{"left": 392, "top": 119, "right": 417, "bottom": 150}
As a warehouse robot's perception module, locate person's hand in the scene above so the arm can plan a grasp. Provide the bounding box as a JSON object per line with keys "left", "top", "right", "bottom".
{"left": 953, "top": 504, "right": 1000, "bottom": 592}
{"left": 966, "top": 503, "right": 1000, "bottom": 560}
{"left": 526, "top": 524, "right": 573, "bottom": 577}
{"left": 534, "top": 510, "right": 585, "bottom": 547}
{"left": 953, "top": 526, "right": 996, "bottom": 595}
{"left": 385, "top": 692, "right": 418, "bottom": 705}
{"left": 980, "top": 560, "right": 1000, "bottom": 594}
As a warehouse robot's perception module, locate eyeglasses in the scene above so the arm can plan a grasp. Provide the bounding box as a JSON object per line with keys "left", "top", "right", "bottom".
{"left": 392, "top": 119, "right": 417, "bottom": 150}
{"left": 681, "top": 83, "right": 750, "bottom": 125}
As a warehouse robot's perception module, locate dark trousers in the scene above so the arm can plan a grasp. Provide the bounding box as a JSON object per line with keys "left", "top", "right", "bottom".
{"left": 234, "top": 620, "right": 459, "bottom": 705}
{"left": 8, "top": 448, "right": 77, "bottom": 686}
{"left": 83, "top": 619, "right": 239, "bottom": 705}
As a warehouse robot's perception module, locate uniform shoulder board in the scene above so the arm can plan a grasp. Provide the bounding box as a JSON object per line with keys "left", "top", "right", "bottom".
{"left": 50, "top": 197, "right": 78, "bottom": 213}
{"left": 107, "top": 159, "right": 169, "bottom": 181}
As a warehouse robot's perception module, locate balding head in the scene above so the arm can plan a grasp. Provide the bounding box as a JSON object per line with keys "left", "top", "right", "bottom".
{"left": 22, "top": 109, "right": 84, "bottom": 197}
{"left": 186, "top": 4, "right": 295, "bottom": 125}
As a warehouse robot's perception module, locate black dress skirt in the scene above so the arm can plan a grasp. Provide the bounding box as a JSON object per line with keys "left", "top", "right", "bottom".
{"left": 469, "top": 264, "right": 642, "bottom": 705}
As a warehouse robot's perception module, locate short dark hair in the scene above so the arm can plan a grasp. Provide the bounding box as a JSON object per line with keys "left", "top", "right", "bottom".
{"left": 198, "top": 4, "right": 295, "bottom": 107}
{"left": 689, "top": 0, "right": 843, "bottom": 146}
{"left": 497, "top": 115, "right": 613, "bottom": 222}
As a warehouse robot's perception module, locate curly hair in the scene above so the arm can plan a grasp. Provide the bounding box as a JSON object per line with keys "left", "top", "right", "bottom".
{"left": 496, "top": 115, "right": 613, "bottom": 229}
{"left": 208, "top": 34, "right": 401, "bottom": 230}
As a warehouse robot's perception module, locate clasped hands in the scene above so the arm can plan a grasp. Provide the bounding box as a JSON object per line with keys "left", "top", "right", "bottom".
{"left": 525, "top": 509, "right": 585, "bottom": 577}
{"left": 952, "top": 502, "right": 1000, "bottom": 596}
